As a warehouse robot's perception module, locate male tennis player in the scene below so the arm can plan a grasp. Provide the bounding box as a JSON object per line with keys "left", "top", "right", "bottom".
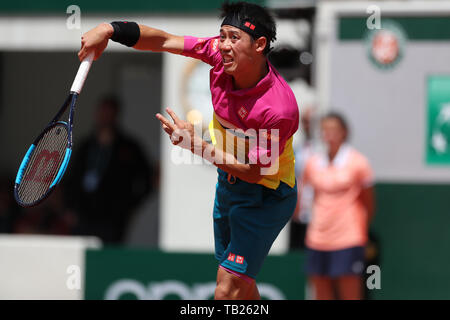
{"left": 79, "top": 2, "right": 299, "bottom": 300}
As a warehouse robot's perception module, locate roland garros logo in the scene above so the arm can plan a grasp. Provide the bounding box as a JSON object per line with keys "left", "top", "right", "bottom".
{"left": 366, "top": 20, "right": 406, "bottom": 70}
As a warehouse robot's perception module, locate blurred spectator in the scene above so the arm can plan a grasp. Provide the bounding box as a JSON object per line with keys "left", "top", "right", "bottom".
{"left": 302, "top": 112, "right": 375, "bottom": 300}
{"left": 13, "top": 187, "right": 74, "bottom": 235}
{"left": 290, "top": 107, "right": 315, "bottom": 250}
{"left": 0, "top": 174, "right": 20, "bottom": 233}
{"left": 63, "top": 95, "right": 157, "bottom": 244}
{"left": 0, "top": 172, "right": 71, "bottom": 235}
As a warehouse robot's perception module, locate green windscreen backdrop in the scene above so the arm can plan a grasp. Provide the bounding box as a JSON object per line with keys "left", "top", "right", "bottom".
{"left": 371, "top": 183, "right": 450, "bottom": 299}
{"left": 85, "top": 249, "right": 306, "bottom": 300}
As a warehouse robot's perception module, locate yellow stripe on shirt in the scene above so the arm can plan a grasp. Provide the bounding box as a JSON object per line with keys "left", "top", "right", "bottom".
{"left": 209, "top": 113, "right": 296, "bottom": 190}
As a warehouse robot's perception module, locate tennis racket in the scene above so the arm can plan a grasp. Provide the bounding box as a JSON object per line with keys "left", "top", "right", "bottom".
{"left": 14, "top": 51, "right": 95, "bottom": 207}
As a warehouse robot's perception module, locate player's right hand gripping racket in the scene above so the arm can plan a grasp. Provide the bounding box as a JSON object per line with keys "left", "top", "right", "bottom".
{"left": 14, "top": 52, "right": 94, "bottom": 207}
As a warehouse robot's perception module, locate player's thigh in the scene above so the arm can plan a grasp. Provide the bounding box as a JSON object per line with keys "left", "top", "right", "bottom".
{"left": 212, "top": 172, "right": 233, "bottom": 261}
{"left": 213, "top": 197, "right": 231, "bottom": 260}
{"left": 308, "top": 275, "right": 335, "bottom": 300}
{"left": 335, "top": 275, "right": 363, "bottom": 300}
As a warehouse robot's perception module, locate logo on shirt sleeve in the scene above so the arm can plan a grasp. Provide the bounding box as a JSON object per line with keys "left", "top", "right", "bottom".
{"left": 210, "top": 39, "right": 219, "bottom": 52}
{"left": 227, "top": 253, "right": 236, "bottom": 262}
{"left": 193, "top": 38, "right": 207, "bottom": 52}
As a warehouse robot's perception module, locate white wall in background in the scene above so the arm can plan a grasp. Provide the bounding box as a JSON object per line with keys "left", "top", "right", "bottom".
{"left": 0, "top": 235, "right": 101, "bottom": 299}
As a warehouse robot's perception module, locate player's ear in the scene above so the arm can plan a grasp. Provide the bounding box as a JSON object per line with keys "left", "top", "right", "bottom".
{"left": 254, "top": 36, "right": 267, "bottom": 54}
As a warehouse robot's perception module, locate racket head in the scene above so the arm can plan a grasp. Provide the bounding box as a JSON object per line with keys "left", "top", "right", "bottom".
{"left": 14, "top": 121, "right": 72, "bottom": 207}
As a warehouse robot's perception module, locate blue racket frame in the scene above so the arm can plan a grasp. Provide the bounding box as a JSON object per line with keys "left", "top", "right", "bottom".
{"left": 14, "top": 93, "right": 78, "bottom": 207}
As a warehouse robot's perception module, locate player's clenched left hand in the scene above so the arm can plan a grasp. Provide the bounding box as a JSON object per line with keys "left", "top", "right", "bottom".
{"left": 156, "top": 108, "right": 203, "bottom": 153}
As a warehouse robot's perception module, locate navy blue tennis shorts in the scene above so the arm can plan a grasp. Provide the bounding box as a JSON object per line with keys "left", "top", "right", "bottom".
{"left": 213, "top": 168, "right": 297, "bottom": 279}
{"left": 305, "top": 246, "right": 366, "bottom": 277}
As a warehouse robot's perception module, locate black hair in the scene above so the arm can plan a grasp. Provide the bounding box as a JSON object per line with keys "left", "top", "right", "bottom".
{"left": 220, "top": 1, "right": 277, "bottom": 55}
{"left": 321, "top": 111, "right": 350, "bottom": 140}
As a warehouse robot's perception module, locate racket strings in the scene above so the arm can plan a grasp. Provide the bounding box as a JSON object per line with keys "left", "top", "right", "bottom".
{"left": 17, "top": 124, "right": 68, "bottom": 205}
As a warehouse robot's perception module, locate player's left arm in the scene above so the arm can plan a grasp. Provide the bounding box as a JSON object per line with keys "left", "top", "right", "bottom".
{"left": 358, "top": 157, "right": 376, "bottom": 223}
{"left": 360, "top": 186, "right": 375, "bottom": 223}
{"left": 156, "top": 108, "right": 264, "bottom": 183}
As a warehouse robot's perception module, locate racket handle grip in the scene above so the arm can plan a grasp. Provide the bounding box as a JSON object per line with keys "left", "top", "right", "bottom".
{"left": 70, "top": 51, "right": 94, "bottom": 94}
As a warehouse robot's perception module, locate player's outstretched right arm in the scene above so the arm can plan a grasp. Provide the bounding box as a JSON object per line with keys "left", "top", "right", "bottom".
{"left": 78, "top": 22, "right": 184, "bottom": 61}
{"left": 133, "top": 25, "right": 184, "bottom": 54}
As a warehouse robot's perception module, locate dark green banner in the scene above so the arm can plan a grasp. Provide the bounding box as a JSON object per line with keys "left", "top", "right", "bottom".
{"left": 0, "top": 0, "right": 265, "bottom": 14}
{"left": 339, "top": 16, "right": 450, "bottom": 41}
{"left": 372, "top": 183, "right": 450, "bottom": 299}
{"left": 85, "top": 249, "right": 306, "bottom": 300}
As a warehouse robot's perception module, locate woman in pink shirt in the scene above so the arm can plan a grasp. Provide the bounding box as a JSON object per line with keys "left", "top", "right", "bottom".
{"left": 302, "top": 112, "right": 375, "bottom": 300}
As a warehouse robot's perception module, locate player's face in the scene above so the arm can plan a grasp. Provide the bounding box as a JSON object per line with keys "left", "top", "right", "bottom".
{"left": 321, "top": 118, "right": 347, "bottom": 150}
{"left": 219, "top": 25, "right": 257, "bottom": 76}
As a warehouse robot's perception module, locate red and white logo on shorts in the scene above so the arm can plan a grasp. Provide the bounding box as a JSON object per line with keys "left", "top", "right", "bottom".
{"left": 227, "top": 253, "right": 235, "bottom": 262}
{"left": 236, "top": 255, "right": 244, "bottom": 264}
{"left": 238, "top": 106, "right": 248, "bottom": 119}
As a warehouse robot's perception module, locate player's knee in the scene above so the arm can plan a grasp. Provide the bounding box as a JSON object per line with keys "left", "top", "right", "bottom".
{"left": 214, "top": 277, "right": 251, "bottom": 300}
